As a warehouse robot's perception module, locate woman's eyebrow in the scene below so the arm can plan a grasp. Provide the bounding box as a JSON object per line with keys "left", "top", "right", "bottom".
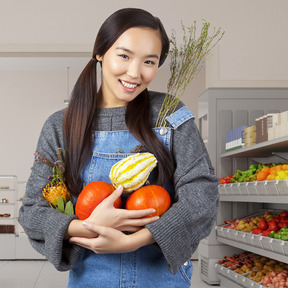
{"left": 116, "top": 47, "right": 159, "bottom": 59}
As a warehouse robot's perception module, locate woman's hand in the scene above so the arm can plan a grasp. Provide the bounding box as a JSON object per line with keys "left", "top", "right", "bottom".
{"left": 65, "top": 185, "right": 159, "bottom": 239}
{"left": 86, "top": 185, "right": 159, "bottom": 232}
{"left": 69, "top": 222, "right": 155, "bottom": 254}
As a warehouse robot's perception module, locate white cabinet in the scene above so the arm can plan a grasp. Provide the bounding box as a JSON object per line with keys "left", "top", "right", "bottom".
{"left": 197, "top": 88, "right": 288, "bottom": 287}
{"left": 0, "top": 176, "right": 45, "bottom": 259}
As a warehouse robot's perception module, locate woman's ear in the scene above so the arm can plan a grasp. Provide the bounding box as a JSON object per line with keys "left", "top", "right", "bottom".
{"left": 96, "top": 55, "right": 102, "bottom": 62}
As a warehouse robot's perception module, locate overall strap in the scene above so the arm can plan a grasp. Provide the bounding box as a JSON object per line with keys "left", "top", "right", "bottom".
{"left": 165, "top": 106, "right": 195, "bottom": 129}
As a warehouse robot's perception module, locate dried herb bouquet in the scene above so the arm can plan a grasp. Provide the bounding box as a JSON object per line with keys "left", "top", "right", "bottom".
{"left": 156, "top": 20, "right": 225, "bottom": 127}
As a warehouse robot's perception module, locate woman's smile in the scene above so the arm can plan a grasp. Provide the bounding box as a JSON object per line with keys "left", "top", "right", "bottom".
{"left": 119, "top": 79, "right": 139, "bottom": 91}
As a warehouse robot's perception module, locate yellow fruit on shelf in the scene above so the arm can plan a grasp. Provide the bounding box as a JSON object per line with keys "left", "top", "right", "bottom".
{"left": 275, "top": 170, "right": 288, "bottom": 180}
{"left": 266, "top": 174, "right": 276, "bottom": 181}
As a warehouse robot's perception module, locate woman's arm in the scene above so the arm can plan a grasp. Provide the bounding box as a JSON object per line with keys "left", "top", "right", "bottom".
{"left": 18, "top": 110, "right": 83, "bottom": 271}
{"left": 69, "top": 223, "right": 155, "bottom": 254}
{"left": 146, "top": 116, "right": 219, "bottom": 274}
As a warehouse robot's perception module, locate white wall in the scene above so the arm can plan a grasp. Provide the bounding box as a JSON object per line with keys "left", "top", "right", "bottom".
{"left": 1, "top": 0, "right": 287, "bottom": 181}
{"left": 1, "top": 0, "right": 287, "bottom": 85}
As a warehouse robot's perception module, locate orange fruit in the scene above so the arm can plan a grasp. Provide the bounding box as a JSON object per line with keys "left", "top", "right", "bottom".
{"left": 257, "top": 171, "right": 269, "bottom": 181}
{"left": 261, "top": 166, "right": 270, "bottom": 173}
{"left": 282, "top": 164, "right": 288, "bottom": 171}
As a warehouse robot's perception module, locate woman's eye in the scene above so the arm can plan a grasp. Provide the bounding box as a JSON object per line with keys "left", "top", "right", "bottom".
{"left": 119, "top": 54, "right": 129, "bottom": 60}
{"left": 145, "top": 60, "right": 156, "bottom": 65}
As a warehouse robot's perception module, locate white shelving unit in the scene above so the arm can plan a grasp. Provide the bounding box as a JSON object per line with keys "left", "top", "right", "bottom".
{"left": 197, "top": 88, "right": 288, "bottom": 287}
{"left": 0, "top": 175, "right": 17, "bottom": 259}
{"left": 0, "top": 176, "right": 45, "bottom": 259}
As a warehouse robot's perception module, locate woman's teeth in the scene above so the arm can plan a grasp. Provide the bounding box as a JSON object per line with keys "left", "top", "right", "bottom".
{"left": 121, "top": 80, "right": 137, "bottom": 89}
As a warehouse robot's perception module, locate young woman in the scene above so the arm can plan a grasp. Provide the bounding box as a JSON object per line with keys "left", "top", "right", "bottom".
{"left": 19, "top": 8, "right": 219, "bottom": 288}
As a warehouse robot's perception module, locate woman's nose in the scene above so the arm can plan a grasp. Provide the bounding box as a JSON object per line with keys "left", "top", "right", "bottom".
{"left": 127, "top": 61, "right": 140, "bottom": 79}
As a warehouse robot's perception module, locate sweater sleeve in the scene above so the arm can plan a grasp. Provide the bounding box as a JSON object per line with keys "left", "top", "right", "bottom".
{"left": 146, "top": 116, "right": 219, "bottom": 274}
{"left": 18, "top": 110, "right": 82, "bottom": 271}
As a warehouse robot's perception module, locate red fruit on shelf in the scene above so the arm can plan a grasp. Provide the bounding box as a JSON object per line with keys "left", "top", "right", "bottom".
{"left": 252, "top": 228, "right": 264, "bottom": 234}
{"left": 262, "top": 229, "right": 272, "bottom": 237}
{"left": 258, "top": 219, "right": 268, "bottom": 230}
{"left": 280, "top": 211, "right": 288, "bottom": 219}
{"left": 268, "top": 220, "right": 278, "bottom": 231}
{"left": 278, "top": 222, "right": 288, "bottom": 228}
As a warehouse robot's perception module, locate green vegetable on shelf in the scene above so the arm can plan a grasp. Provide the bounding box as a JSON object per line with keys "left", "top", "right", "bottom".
{"left": 269, "top": 226, "right": 288, "bottom": 240}
{"left": 230, "top": 164, "right": 261, "bottom": 183}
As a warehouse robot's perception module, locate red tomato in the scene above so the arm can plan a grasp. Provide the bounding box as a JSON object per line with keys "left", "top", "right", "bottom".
{"left": 262, "top": 229, "right": 272, "bottom": 237}
{"left": 268, "top": 220, "right": 278, "bottom": 231}
{"left": 278, "top": 222, "right": 288, "bottom": 228}
{"left": 75, "top": 181, "right": 121, "bottom": 220}
{"left": 280, "top": 211, "right": 288, "bottom": 219}
{"left": 126, "top": 185, "right": 171, "bottom": 217}
{"left": 219, "top": 178, "right": 225, "bottom": 184}
{"left": 273, "top": 216, "right": 281, "bottom": 222}
{"left": 258, "top": 219, "right": 268, "bottom": 230}
{"left": 252, "top": 228, "right": 263, "bottom": 234}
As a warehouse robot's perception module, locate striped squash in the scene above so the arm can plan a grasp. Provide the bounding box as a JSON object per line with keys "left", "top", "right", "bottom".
{"left": 109, "top": 153, "right": 157, "bottom": 193}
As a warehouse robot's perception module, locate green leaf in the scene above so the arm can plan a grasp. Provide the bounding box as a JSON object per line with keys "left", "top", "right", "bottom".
{"left": 57, "top": 196, "right": 65, "bottom": 212}
{"left": 64, "top": 201, "right": 74, "bottom": 215}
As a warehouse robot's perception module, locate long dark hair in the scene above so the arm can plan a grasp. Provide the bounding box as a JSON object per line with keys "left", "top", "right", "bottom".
{"left": 63, "top": 8, "right": 175, "bottom": 197}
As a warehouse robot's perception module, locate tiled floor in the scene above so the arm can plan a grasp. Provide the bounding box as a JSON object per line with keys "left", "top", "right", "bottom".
{"left": 0, "top": 260, "right": 218, "bottom": 287}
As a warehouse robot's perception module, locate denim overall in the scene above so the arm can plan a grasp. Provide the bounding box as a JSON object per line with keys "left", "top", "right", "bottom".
{"left": 68, "top": 107, "right": 195, "bottom": 288}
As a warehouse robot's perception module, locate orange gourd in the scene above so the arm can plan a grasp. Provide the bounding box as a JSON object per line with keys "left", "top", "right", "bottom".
{"left": 126, "top": 185, "right": 171, "bottom": 217}
{"left": 75, "top": 181, "right": 121, "bottom": 220}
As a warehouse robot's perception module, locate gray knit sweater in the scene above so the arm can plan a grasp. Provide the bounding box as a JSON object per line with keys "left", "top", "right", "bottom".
{"left": 18, "top": 91, "right": 219, "bottom": 274}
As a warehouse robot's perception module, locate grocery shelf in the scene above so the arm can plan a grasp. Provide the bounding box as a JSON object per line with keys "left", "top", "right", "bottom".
{"left": 220, "top": 195, "right": 288, "bottom": 203}
{"left": 218, "top": 180, "right": 288, "bottom": 202}
{"left": 216, "top": 235, "right": 288, "bottom": 264}
{"left": 198, "top": 88, "right": 288, "bottom": 287}
{"left": 221, "top": 136, "right": 288, "bottom": 158}
{"left": 216, "top": 264, "right": 269, "bottom": 288}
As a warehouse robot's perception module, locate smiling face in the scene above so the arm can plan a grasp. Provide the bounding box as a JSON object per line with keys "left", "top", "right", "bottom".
{"left": 96, "top": 27, "right": 162, "bottom": 108}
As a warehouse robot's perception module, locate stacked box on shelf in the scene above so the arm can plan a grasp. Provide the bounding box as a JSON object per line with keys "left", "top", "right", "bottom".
{"left": 225, "top": 126, "right": 247, "bottom": 152}
{"left": 267, "top": 113, "right": 279, "bottom": 141}
{"left": 275, "top": 110, "right": 288, "bottom": 139}
{"left": 256, "top": 117, "right": 263, "bottom": 144}
{"left": 256, "top": 116, "right": 268, "bottom": 144}
{"left": 244, "top": 125, "right": 256, "bottom": 147}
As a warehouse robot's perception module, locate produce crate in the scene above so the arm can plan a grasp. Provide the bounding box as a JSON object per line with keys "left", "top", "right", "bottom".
{"left": 242, "top": 233, "right": 254, "bottom": 246}
{"left": 250, "top": 234, "right": 263, "bottom": 249}
{"left": 272, "top": 239, "right": 285, "bottom": 254}
{"left": 243, "top": 276, "right": 268, "bottom": 288}
{"left": 236, "top": 231, "right": 247, "bottom": 244}
{"left": 219, "top": 227, "right": 233, "bottom": 239}
{"left": 218, "top": 184, "right": 226, "bottom": 195}
{"left": 215, "top": 226, "right": 226, "bottom": 238}
{"left": 231, "top": 183, "right": 241, "bottom": 195}
{"left": 277, "top": 179, "right": 288, "bottom": 196}
{"left": 218, "top": 179, "right": 288, "bottom": 196}
{"left": 230, "top": 230, "right": 240, "bottom": 241}
{"left": 282, "top": 241, "right": 288, "bottom": 256}
{"left": 260, "top": 236, "right": 274, "bottom": 252}
{"left": 225, "top": 183, "right": 233, "bottom": 195}
{"left": 265, "top": 180, "right": 279, "bottom": 196}
{"left": 255, "top": 181, "right": 268, "bottom": 196}
{"left": 215, "top": 263, "right": 271, "bottom": 288}
{"left": 246, "top": 182, "right": 258, "bottom": 195}
{"left": 239, "top": 182, "right": 249, "bottom": 195}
